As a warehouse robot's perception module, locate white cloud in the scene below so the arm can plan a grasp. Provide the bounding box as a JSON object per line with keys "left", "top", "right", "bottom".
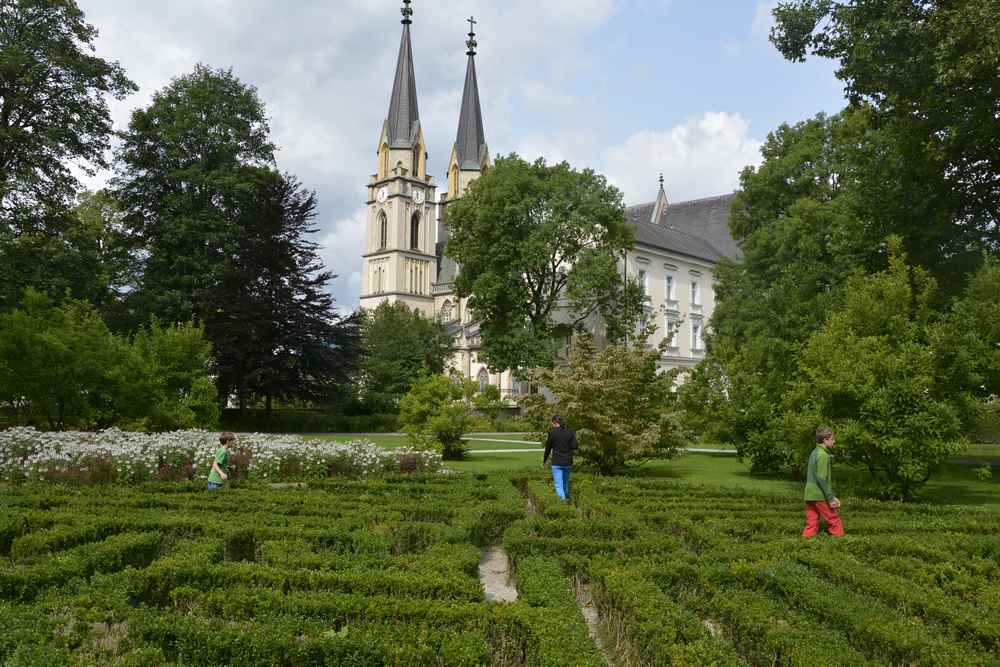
{"left": 318, "top": 208, "right": 367, "bottom": 313}
{"left": 75, "top": 0, "right": 621, "bottom": 296}
{"left": 602, "top": 112, "right": 764, "bottom": 205}
{"left": 752, "top": 1, "right": 779, "bottom": 40}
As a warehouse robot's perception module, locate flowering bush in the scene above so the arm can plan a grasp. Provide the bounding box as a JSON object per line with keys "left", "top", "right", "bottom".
{"left": 0, "top": 428, "right": 440, "bottom": 484}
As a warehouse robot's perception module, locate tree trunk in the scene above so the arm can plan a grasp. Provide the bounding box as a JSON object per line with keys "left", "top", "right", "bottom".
{"left": 265, "top": 393, "right": 272, "bottom": 418}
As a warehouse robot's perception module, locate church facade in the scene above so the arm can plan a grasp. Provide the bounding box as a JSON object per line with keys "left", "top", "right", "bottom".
{"left": 360, "top": 2, "right": 741, "bottom": 400}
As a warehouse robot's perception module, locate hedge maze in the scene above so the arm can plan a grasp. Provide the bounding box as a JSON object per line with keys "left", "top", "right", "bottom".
{"left": 1, "top": 475, "right": 998, "bottom": 665}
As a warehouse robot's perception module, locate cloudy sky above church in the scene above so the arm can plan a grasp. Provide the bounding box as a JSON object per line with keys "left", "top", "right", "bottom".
{"left": 76, "top": 0, "right": 846, "bottom": 310}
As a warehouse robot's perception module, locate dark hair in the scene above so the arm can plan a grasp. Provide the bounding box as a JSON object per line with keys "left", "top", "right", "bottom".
{"left": 551, "top": 415, "right": 563, "bottom": 426}
{"left": 219, "top": 432, "right": 236, "bottom": 444}
{"left": 815, "top": 426, "right": 834, "bottom": 444}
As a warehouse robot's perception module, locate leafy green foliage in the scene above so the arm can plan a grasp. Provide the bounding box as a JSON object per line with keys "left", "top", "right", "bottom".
{"left": 113, "top": 64, "right": 275, "bottom": 326}
{"left": 0, "top": 2, "right": 136, "bottom": 316}
{"left": 782, "top": 242, "right": 967, "bottom": 498}
{"left": 772, "top": 0, "right": 1000, "bottom": 260}
{"left": 0, "top": 0, "right": 135, "bottom": 218}
{"left": 0, "top": 290, "right": 217, "bottom": 430}
{"left": 359, "top": 301, "right": 451, "bottom": 412}
{"left": 445, "top": 154, "right": 643, "bottom": 371}
{"left": 521, "top": 336, "right": 684, "bottom": 475}
{"left": 685, "top": 107, "right": 999, "bottom": 477}
{"left": 398, "top": 374, "right": 474, "bottom": 460}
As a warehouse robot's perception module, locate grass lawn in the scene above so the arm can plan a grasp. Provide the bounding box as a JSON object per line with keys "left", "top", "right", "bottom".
{"left": 307, "top": 433, "right": 542, "bottom": 451}
{"left": 303, "top": 434, "right": 1000, "bottom": 506}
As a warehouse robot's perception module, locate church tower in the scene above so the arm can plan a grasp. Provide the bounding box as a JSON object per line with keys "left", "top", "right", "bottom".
{"left": 361, "top": 0, "right": 437, "bottom": 316}
{"left": 439, "top": 16, "right": 490, "bottom": 234}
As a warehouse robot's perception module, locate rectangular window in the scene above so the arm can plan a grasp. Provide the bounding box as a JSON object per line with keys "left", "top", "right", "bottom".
{"left": 638, "top": 269, "right": 649, "bottom": 298}
{"left": 691, "top": 321, "right": 703, "bottom": 351}
{"left": 691, "top": 280, "right": 700, "bottom": 306}
{"left": 665, "top": 275, "right": 675, "bottom": 301}
{"left": 665, "top": 314, "right": 679, "bottom": 348}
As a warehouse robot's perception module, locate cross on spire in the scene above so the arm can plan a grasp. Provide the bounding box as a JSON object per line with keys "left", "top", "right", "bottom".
{"left": 466, "top": 16, "right": 478, "bottom": 56}
{"left": 658, "top": 173, "right": 665, "bottom": 190}
{"left": 401, "top": 0, "right": 413, "bottom": 25}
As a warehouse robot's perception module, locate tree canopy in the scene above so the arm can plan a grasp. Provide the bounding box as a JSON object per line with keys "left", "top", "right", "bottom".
{"left": 113, "top": 64, "right": 275, "bottom": 326}
{"left": 0, "top": 0, "right": 135, "bottom": 218}
{"left": 359, "top": 301, "right": 451, "bottom": 413}
{"left": 445, "top": 154, "right": 644, "bottom": 372}
{"left": 204, "top": 169, "right": 361, "bottom": 412}
{"left": 771, "top": 0, "right": 1000, "bottom": 269}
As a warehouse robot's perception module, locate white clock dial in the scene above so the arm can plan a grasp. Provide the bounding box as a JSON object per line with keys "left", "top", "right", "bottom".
{"left": 413, "top": 189, "right": 425, "bottom": 205}
{"left": 376, "top": 187, "right": 388, "bottom": 204}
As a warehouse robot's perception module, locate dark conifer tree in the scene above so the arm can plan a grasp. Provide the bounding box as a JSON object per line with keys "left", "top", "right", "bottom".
{"left": 205, "top": 169, "right": 360, "bottom": 412}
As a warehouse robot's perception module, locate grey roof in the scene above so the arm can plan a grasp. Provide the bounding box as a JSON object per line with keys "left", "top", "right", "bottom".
{"left": 385, "top": 23, "right": 420, "bottom": 148}
{"left": 435, "top": 241, "right": 459, "bottom": 288}
{"left": 626, "top": 193, "right": 741, "bottom": 263}
{"left": 455, "top": 54, "right": 487, "bottom": 170}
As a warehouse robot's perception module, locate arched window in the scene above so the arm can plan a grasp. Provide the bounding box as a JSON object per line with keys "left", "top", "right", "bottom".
{"left": 378, "top": 211, "right": 387, "bottom": 250}
{"left": 477, "top": 369, "right": 490, "bottom": 393}
{"left": 410, "top": 213, "right": 420, "bottom": 250}
{"left": 440, "top": 300, "right": 453, "bottom": 322}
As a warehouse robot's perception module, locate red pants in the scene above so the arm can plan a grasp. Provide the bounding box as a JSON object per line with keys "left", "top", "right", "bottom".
{"left": 802, "top": 501, "right": 845, "bottom": 537}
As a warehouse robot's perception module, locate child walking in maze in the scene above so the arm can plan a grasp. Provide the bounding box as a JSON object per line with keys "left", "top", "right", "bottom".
{"left": 802, "top": 426, "right": 845, "bottom": 536}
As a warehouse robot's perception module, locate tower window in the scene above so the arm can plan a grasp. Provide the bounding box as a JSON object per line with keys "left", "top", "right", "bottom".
{"left": 378, "top": 211, "right": 388, "bottom": 250}
{"left": 410, "top": 213, "right": 420, "bottom": 250}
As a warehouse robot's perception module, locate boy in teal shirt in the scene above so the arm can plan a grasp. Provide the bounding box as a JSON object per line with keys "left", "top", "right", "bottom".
{"left": 207, "top": 432, "right": 234, "bottom": 490}
{"left": 802, "top": 426, "right": 845, "bottom": 536}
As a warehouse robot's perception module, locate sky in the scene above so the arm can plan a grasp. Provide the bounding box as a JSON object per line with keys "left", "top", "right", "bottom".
{"left": 75, "top": 0, "right": 847, "bottom": 311}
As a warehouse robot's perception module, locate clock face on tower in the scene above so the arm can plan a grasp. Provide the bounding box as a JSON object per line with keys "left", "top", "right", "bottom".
{"left": 376, "top": 187, "right": 388, "bottom": 204}
{"left": 413, "top": 189, "right": 425, "bottom": 205}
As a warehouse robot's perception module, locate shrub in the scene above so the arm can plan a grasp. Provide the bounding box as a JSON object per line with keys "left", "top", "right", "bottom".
{"left": 399, "top": 375, "right": 474, "bottom": 460}
{"left": 521, "top": 335, "right": 685, "bottom": 474}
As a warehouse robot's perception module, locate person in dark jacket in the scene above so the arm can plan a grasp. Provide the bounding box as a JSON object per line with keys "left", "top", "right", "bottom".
{"left": 543, "top": 415, "right": 577, "bottom": 501}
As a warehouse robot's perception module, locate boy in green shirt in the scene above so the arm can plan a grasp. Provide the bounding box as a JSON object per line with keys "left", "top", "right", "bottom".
{"left": 207, "top": 432, "right": 234, "bottom": 490}
{"left": 801, "top": 426, "right": 845, "bottom": 537}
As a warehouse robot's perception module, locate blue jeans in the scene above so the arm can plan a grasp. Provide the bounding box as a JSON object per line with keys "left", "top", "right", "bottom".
{"left": 207, "top": 481, "right": 222, "bottom": 490}
{"left": 550, "top": 465, "right": 572, "bottom": 501}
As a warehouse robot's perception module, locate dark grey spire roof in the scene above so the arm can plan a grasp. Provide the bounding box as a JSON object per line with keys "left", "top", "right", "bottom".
{"left": 386, "top": 22, "right": 420, "bottom": 148}
{"left": 626, "top": 193, "right": 741, "bottom": 262}
{"left": 455, "top": 53, "right": 487, "bottom": 170}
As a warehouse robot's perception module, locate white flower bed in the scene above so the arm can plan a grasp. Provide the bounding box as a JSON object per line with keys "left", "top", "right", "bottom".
{"left": 0, "top": 427, "right": 440, "bottom": 483}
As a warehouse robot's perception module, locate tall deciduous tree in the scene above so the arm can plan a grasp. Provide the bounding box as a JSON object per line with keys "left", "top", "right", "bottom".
{"left": 0, "top": 190, "right": 132, "bottom": 315}
{"left": 445, "top": 154, "right": 644, "bottom": 371}
{"left": 359, "top": 301, "right": 451, "bottom": 413}
{"left": 771, "top": 0, "right": 1000, "bottom": 271}
{"left": 0, "top": 0, "right": 135, "bottom": 312}
{"left": 203, "top": 169, "right": 361, "bottom": 413}
{"left": 113, "top": 64, "right": 275, "bottom": 326}
{"left": 0, "top": 0, "right": 135, "bottom": 216}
